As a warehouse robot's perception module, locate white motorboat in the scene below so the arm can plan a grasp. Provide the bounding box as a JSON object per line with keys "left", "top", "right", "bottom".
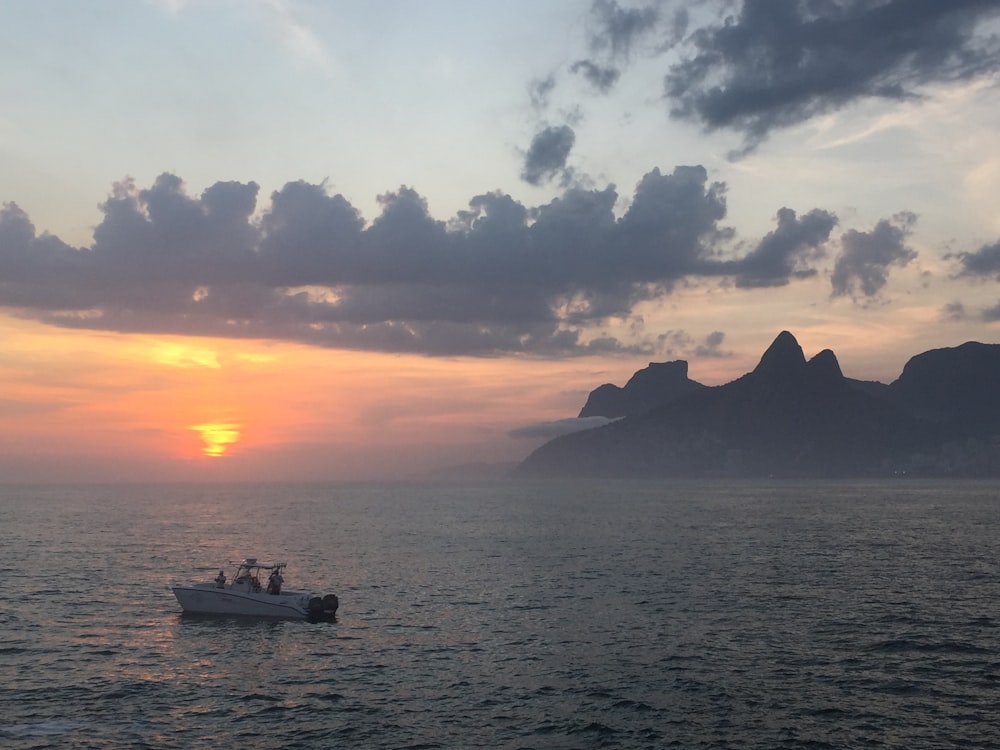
{"left": 172, "top": 558, "right": 338, "bottom": 621}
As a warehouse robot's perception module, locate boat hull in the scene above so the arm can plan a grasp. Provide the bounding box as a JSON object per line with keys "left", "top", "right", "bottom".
{"left": 172, "top": 584, "right": 312, "bottom": 619}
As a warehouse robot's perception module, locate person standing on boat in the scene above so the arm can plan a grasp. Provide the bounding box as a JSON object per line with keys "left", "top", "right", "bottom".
{"left": 268, "top": 569, "right": 283, "bottom": 595}
{"left": 215, "top": 570, "right": 226, "bottom": 588}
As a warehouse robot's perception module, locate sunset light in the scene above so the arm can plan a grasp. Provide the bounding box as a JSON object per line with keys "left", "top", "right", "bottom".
{"left": 5, "top": 3, "right": 1000, "bottom": 747}
{"left": 0, "top": 1, "right": 999, "bottom": 485}
{"left": 191, "top": 422, "right": 242, "bottom": 458}
{"left": 151, "top": 342, "right": 221, "bottom": 369}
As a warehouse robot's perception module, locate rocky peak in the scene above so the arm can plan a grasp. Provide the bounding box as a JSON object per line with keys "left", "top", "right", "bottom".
{"left": 752, "top": 331, "right": 807, "bottom": 381}
{"left": 806, "top": 348, "right": 844, "bottom": 384}
{"left": 623, "top": 360, "right": 689, "bottom": 389}
{"left": 578, "top": 359, "right": 704, "bottom": 419}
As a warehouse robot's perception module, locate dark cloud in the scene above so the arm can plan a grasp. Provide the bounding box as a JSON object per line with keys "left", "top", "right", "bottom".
{"left": 588, "top": 0, "right": 661, "bottom": 59}
{"left": 983, "top": 301, "right": 1000, "bottom": 322}
{"left": 556, "top": 0, "right": 664, "bottom": 104}
{"left": 663, "top": 5, "right": 690, "bottom": 48}
{"left": 831, "top": 212, "right": 917, "bottom": 299}
{"left": 652, "top": 328, "right": 732, "bottom": 360}
{"left": 655, "top": 329, "right": 695, "bottom": 354}
{"left": 0, "top": 168, "right": 853, "bottom": 357}
{"left": 954, "top": 239, "right": 1000, "bottom": 278}
{"left": 615, "top": 165, "right": 729, "bottom": 281}
{"left": 694, "top": 330, "right": 731, "bottom": 358}
{"left": 665, "top": 0, "right": 1000, "bottom": 154}
{"left": 570, "top": 60, "right": 621, "bottom": 93}
{"left": 91, "top": 174, "right": 261, "bottom": 285}
{"left": 520, "top": 125, "right": 576, "bottom": 186}
{"left": 0, "top": 202, "right": 83, "bottom": 288}
{"left": 729, "top": 207, "right": 837, "bottom": 288}
{"left": 943, "top": 301, "right": 967, "bottom": 321}
{"left": 509, "top": 416, "right": 618, "bottom": 440}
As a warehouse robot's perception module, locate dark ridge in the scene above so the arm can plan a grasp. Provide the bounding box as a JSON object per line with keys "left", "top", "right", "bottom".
{"left": 578, "top": 360, "right": 705, "bottom": 418}
{"left": 887, "top": 341, "right": 1000, "bottom": 433}
{"left": 516, "top": 331, "right": 1000, "bottom": 479}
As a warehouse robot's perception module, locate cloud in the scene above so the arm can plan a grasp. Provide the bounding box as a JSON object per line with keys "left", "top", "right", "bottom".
{"left": 694, "top": 330, "right": 731, "bottom": 358}
{"left": 653, "top": 328, "right": 733, "bottom": 360}
{"left": 664, "top": 0, "right": 1000, "bottom": 154}
{"left": 613, "top": 165, "right": 728, "bottom": 282}
{"left": 529, "top": 75, "right": 557, "bottom": 112}
{"left": 0, "top": 202, "right": 87, "bottom": 301}
{"left": 984, "top": 300, "right": 1000, "bottom": 322}
{"left": 954, "top": 239, "right": 1000, "bottom": 279}
{"left": 509, "top": 416, "right": 618, "bottom": 440}
{"left": 587, "top": 0, "right": 661, "bottom": 60}
{"left": 520, "top": 125, "right": 577, "bottom": 186}
{"left": 533, "top": 0, "right": 667, "bottom": 120}
{"left": 943, "top": 301, "right": 967, "bottom": 321}
{"left": 568, "top": 1, "right": 668, "bottom": 96}
{"left": 831, "top": 212, "right": 918, "bottom": 300}
{"left": 570, "top": 60, "right": 621, "bottom": 94}
{"left": 0, "top": 167, "right": 869, "bottom": 357}
{"left": 729, "top": 207, "right": 837, "bottom": 288}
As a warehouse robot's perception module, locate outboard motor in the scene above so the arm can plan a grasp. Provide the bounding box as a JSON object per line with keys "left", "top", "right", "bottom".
{"left": 306, "top": 593, "right": 338, "bottom": 621}
{"left": 322, "top": 594, "right": 339, "bottom": 615}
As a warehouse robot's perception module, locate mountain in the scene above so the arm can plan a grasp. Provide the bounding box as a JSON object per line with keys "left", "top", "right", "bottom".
{"left": 578, "top": 360, "right": 705, "bottom": 418}
{"left": 515, "top": 332, "right": 1000, "bottom": 478}
{"left": 886, "top": 341, "right": 1000, "bottom": 435}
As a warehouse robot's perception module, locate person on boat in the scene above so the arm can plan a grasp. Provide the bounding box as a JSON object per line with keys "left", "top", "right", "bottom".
{"left": 214, "top": 570, "right": 226, "bottom": 588}
{"left": 267, "top": 569, "right": 283, "bottom": 595}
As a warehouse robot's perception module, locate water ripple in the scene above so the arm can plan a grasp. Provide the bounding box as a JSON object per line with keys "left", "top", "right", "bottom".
{"left": 2, "top": 479, "right": 1000, "bottom": 749}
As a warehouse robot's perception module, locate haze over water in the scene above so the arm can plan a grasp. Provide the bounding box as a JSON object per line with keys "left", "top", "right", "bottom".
{"left": 2, "top": 479, "right": 999, "bottom": 749}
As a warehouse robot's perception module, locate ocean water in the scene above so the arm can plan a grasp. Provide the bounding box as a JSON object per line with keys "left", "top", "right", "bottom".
{"left": 2, "top": 479, "right": 999, "bottom": 749}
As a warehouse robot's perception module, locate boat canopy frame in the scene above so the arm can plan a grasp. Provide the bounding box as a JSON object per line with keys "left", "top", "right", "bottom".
{"left": 233, "top": 558, "right": 287, "bottom": 574}
{"left": 230, "top": 558, "right": 287, "bottom": 593}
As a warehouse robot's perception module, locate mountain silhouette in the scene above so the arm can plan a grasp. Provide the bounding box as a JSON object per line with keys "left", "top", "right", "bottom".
{"left": 886, "top": 341, "right": 1000, "bottom": 436}
{"left": 516, "top": 331, "right": 1000, "bottom": 478}
{"left": 578, "top": 360, "right": 705, "bottom": 418}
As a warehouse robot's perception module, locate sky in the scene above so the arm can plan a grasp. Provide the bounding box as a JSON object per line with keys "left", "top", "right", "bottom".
{"left": 2, "top": 0, "right": 1000, "bottom": 482}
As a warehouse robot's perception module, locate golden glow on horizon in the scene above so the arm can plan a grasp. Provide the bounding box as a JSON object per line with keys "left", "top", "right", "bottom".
{"left": 234, "top": 352, "right": 278, "bottom": 364}
{"left": 151, "top": 341, "right": 221, "bottom": 369}
{"left": 4, "top": 308, "right": 994, "bottom": 482}
{"left": 191, "top": 422, "right": 242, "bottom": 457}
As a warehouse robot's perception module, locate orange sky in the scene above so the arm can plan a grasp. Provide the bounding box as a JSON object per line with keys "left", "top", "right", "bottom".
{"left": 3, "top": 3, "right": 999, "bottom": 482}
{"left": 0, "top": 294, "right": 969, "bottom": 483}
{"left": 0, "top": 315, "right": 627, "bottom": 482}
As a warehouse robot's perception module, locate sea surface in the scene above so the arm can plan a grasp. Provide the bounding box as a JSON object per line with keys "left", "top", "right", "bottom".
{"left": 2, "top": 479, "right": 1000, "bottom": 749}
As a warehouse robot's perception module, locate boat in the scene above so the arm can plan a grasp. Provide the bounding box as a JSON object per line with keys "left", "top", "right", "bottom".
{"left": 172, "top": 558, "right": 339, "bottom": 621}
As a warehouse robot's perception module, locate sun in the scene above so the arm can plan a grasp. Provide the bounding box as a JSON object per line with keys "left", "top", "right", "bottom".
{"left": 191, "top": 422, "right": 242, "bottom": 457}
